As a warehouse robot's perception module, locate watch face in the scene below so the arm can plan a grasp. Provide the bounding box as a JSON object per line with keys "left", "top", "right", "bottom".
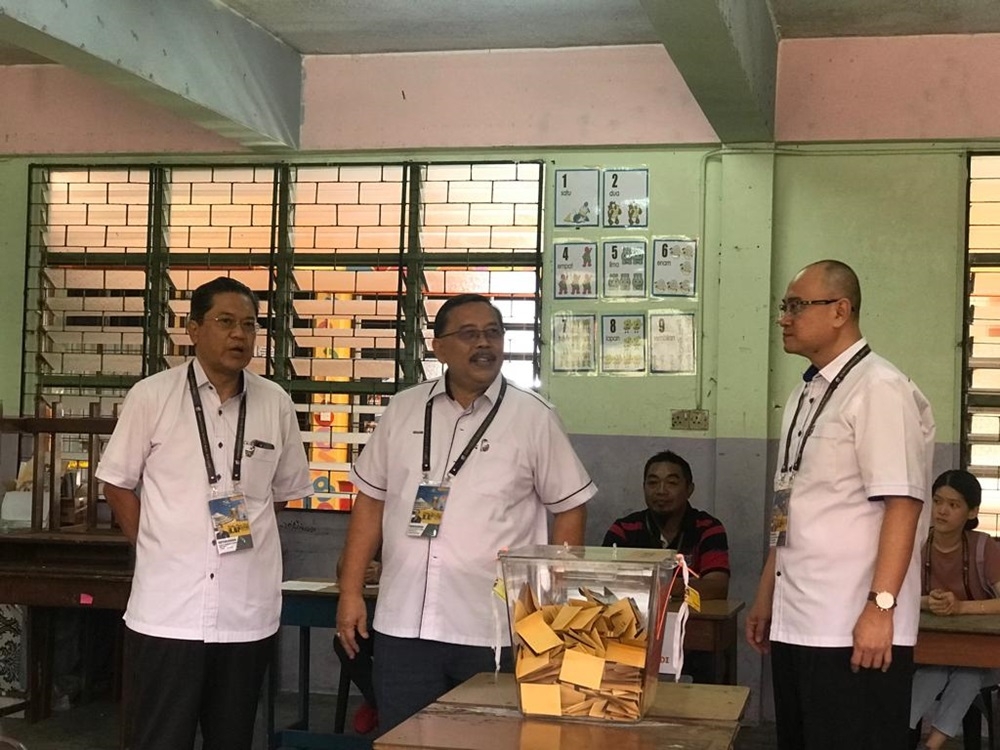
{"left": 875, "top": 591, "right": 895, "bottom": 610}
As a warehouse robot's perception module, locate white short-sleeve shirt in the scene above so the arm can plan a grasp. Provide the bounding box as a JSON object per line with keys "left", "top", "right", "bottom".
{"left": 96, "top": 360, "right": 312, "bottom": 642}
{"left": 771, "top": 339, "right": 936, "bottom": 647}
{"left": 350, "top": 373, "right": 597, "bottom": 647}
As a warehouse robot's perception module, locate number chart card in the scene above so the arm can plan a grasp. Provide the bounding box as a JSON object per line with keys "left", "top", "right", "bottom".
{"left": 649, "top": 312, "right": 695, "bottom": 374}
{"left": 555, "top": 169, "right": 600, "bottom": 227}
{"left": 602, "top": 240, "right": 647, "bottom": 298}
{"left": 552, "top": 314, "right": 597, "bottom": 373}
{"left": 601, "top": 315, "right": 646, "bottom": 373}
{"left": 603, "top": 169, "right": 649, "bottom": 228}
{"left": 554, "top": 242, "right": 597, "bottom": 299}
{"left": 651, "top": 238, "right": 697, "bottom": 297}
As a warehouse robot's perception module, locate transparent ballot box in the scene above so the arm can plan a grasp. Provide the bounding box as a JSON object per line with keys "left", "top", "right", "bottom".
{"left": 498, "top": 545, "right": 676, "bottom": 722}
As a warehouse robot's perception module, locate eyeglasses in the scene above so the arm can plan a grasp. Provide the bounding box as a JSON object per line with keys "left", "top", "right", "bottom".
{"left": 778, "top": 298, "right": 841, "bottom": 317}
{"left": 210, "top": 316, "right": 260, "bottom": 335}
{"left": 436, "top": 326, "right": 505, "bottom": 345}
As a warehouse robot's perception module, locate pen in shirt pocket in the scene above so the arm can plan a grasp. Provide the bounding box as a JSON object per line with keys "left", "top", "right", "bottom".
{"left": 244, "top": 439, "right": 275, "bottom": 457}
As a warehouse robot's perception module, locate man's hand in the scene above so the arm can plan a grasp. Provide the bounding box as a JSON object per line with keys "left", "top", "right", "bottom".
{"left": 745, "top": 597, "right": 773, "bottom": 654}
{"left": 851, "top": 605, "right": 893, "bottom": 672}
{"left": 336, "top": 591, "right": 370, "bottom": 659}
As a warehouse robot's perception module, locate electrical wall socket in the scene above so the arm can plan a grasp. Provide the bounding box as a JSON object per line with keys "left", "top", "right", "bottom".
{"left": 671, "top": 409, "right": 710, "bottom": 431}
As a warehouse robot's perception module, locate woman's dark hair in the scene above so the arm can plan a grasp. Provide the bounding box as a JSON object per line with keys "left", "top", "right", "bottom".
{"left": 932, "top": 469, "right": 982, "bottom": 531}
{"left": 189, "top": 277, "right": 259, "bottom": 323}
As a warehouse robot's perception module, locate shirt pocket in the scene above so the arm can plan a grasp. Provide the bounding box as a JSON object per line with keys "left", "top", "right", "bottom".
{"left": 241, "top": 447, "right": 278, "bottom": 504}
{"left": 805, "top": 420, "right": 852, "bottom": 480}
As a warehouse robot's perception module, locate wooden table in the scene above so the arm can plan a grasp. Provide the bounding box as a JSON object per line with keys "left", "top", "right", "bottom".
{"left": 374, "top": 672, "right": 750, "bottom": 750}
{"left": 268, "top": 580, "right": 378, "bottom": 749}
{"left": 915, "top": 611, "right": 1000, "bottom": 750}
{"left": 916, "top": 611, "right": 1000, "bottom": 669}
{"left": 0, "top": 529, "right": 132, "bottom": 722}
{"left": 679, "top": 599, "right": 745, "bottom": 685}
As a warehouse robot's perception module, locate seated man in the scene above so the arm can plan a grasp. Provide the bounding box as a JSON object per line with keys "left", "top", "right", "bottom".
{"left": 603, "top": 450, "right": 730, "bottom": 599}
{"left": 602, "top": 450, "right": 730, "bottom": 683}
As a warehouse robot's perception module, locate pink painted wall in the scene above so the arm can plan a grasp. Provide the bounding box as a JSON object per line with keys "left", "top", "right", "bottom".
{"left": 301, "top": 45, "right": 718, "bottom": 150}
{"left": 0, "top": 66, "right": 243, "bottom": 155}
{"left": 777, "top": 34, "right": 1000, "bottom": 142}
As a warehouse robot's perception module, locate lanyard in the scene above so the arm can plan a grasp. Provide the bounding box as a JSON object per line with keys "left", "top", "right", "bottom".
{"left": 780, "top": 345, "right": 871, "bottom": 474}
{"left": 923, "top": 529, "right": 974, "bottom": 600}
{"left": 422, "top": 377, "right": 507, "bottom": 481}
{"left": 645, "top": 511, "right": 685, "bottom": 553}
{"left": 187, "top": 361, "right": 247, "bottom": 486}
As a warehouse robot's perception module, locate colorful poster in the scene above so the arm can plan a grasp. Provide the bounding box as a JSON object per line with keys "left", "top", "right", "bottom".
{"left": 603, "top": 169, "right": 649, "bottom": 228}
{"left": 554, "top": 242, "right": 597, "bottom": 299}
{"left": 602, "top": 240, "right": 647, "bottom": 298}
{"left": 552, "top": 314, "right": 597, "bottom": 373}
{"left": 601, "top": 315, "right": 646, "bottom": 373}
{"left": 651, "top": 239, "right": 696, "bottom": 297}
{"left": 555, "top": 169, "right": 600, "bottom": 227}
{"left": 649, "top": 312, "right": 695, "bottom": 374}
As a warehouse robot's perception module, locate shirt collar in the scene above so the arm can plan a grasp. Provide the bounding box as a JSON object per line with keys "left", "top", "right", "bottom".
{"left": 190, "top": 358, "right": 247, "bottom": 396}
{"left": 813, "top": 337, "right": 868, "bottom": 385}
{"left": 427, "top": 370, "right": 505, "bottom": 408}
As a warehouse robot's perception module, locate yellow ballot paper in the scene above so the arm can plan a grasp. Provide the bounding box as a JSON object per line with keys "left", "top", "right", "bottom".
{"left": 558, "top": 648, "right": 605, "bottom": 690}
{"left": 514, "top": 610, "right": 563, "bottom": 654}
{"left": 520, "top": 683, "right": 563, "bottom": 717}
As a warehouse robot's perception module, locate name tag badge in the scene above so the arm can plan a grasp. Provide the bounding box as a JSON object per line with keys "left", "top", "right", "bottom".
{"left": 208, "top": 492, "right": 254, "bottom": 554}
{"left": 769, "top": 485, "right": 792, "bottom": 548}
{"left": 407, "top": 482, "right": 450, "bottom": 538}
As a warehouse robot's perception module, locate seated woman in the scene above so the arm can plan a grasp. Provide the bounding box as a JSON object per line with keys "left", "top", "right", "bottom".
{"left": 909, "top": 470, "right": 1000, "bottom": 750}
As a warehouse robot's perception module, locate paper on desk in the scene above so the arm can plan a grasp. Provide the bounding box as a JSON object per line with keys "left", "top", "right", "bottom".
{"left": 281, "top": 580, "right": 334, "bottom": 591}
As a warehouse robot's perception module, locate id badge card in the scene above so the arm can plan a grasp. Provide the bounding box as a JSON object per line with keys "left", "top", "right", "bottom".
{"left": 769, "top": 474, "right": 793, "bottom": 548}
{"left": 208, "top": 491, "right": 254, "bottom": 554}
{"left": 407, "top": 482, "right": 450, "bottom": 538}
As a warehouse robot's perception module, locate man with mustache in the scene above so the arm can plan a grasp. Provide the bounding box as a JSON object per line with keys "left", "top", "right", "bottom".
{"left": 337, "top": 293, "right": 596, "bottom": 734}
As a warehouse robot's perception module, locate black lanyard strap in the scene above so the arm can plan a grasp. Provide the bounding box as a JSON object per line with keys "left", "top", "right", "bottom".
{"left": 780, "top": 345, "right": 871, "bottom": 474}
{"left": 923, "top": 529, "right": 974, "bottom": 600}
{"left": 422, "top": 377, "right": 507, "bottom": 480}
{"left": 187, "top": 361, "right": 247, "bottom": 486}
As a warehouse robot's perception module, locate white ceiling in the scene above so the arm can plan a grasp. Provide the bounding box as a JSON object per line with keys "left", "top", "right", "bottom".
{"left": 5, "top": 0, "right": 1000, "bottom": 64}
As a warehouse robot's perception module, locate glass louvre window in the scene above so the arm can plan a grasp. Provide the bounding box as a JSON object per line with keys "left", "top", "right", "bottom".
{"left": 965, "top": 155, "right": 1000, "bottom": 534}
{"left": 23, "top": 161, "right": 543, "bottom": 513}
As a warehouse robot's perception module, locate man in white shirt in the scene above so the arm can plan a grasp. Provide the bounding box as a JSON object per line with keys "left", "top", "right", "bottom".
{"left": 97, "top": 277, "right": 311, "bottom": 750}
{"left": 336, "top": 294, "right": 596, "bottom": 734}
{"left": 745, "top": 260, "right": 935, "bottom": 750}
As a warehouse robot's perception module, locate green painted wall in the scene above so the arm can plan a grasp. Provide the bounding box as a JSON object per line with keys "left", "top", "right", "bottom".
{"left": 0, "top": 146, "right": 968, "bottom": 445}
{"left": 769, "top": 148, "right": 967, "bottom": 444}
{"left": 0, "top": 160, "right": 28, "bottom": 414}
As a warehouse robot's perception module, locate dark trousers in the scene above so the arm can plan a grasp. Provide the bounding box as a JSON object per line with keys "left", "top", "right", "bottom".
{"left": 373, "top": 631, "right": 511, "bottom": 735}
{"left": 771, "top": 641, "right": 915, "bottom": 750}
{"left": 123, "top": 628, "right": 274, "bottom": 750}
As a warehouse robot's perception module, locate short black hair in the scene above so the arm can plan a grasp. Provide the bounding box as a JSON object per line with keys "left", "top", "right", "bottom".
{"left": 189, "top": 277, "right": 259, "bottom": 323}
{"left": 812, "top": 259, "right": 862, "bottom": 318}
{"left": 932, "top": 469, "right": 983, "bottom": 531}
{"left": 644, "top": 450, "right": 693, "bottom": 485}
{"left": 433, "top": 294, "right": 503, "bottom": 337}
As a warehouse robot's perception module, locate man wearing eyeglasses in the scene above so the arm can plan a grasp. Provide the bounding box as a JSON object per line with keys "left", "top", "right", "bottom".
{"left": 97, "top": 276, "right": 311, "bottom": 750}
{"left": 745, "top": 260, "right": 935, "bottom": 750}
{"left": 337, "top": 293, "right": 596, "bottom": 734}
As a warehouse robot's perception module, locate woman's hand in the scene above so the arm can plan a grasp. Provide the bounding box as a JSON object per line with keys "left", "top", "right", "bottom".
{"left": 927, "top": 588, "right": 959, "bottom": 615}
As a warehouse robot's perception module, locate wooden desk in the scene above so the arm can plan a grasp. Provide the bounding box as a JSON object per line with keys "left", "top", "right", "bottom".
{"left": 679, "top": 599, "right": 745, "bottom": 685}
{"left": 375, "top": 673, "right": 750, "bottom": 750}
{"left": 269, "top": 581, "right": 377, "bottom": 750}
{"left": 0, "top": 530, "right": 132, "bottom": 722}
{"left": 915, "top": 611, "right": 1000, "bottom": 669}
